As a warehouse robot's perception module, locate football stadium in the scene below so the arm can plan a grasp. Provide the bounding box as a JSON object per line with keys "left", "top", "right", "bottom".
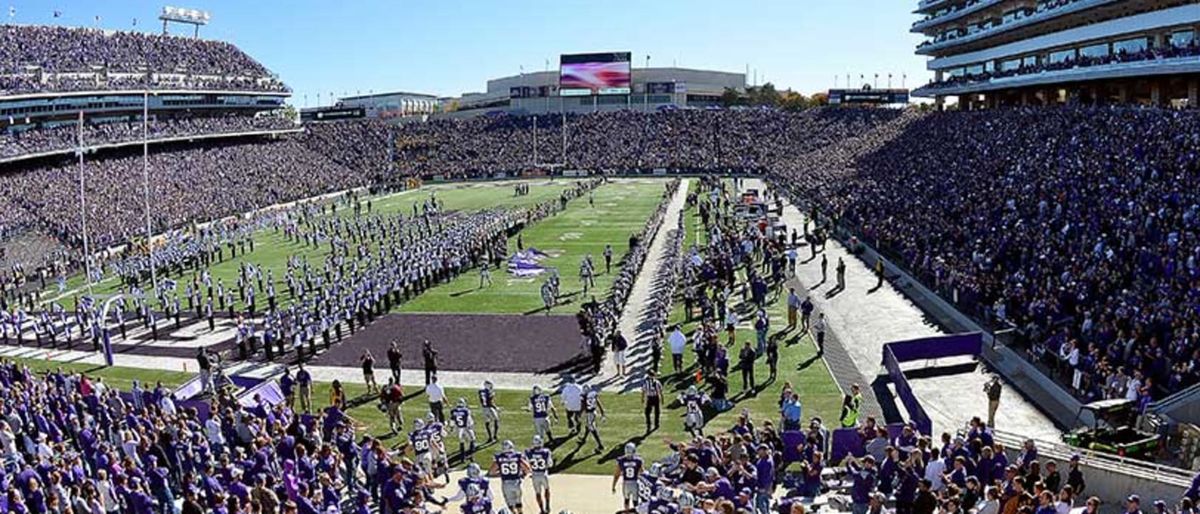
{"left": 0, "top": 2, "right": 1199, "bottom": 514}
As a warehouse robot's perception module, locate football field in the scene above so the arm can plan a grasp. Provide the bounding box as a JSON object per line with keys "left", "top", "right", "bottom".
{"left": 19, "top": 177, "right": 845, "bottom": 475}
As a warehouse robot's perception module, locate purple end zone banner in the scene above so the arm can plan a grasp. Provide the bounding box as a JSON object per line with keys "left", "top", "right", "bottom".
{"left": 882, "top": 333, "right": 983, "bottom": 437}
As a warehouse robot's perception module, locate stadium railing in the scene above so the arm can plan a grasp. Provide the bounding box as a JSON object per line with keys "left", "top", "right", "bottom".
{"left": 990, "top": 428, "right": 1192, "bottom": 490}
{"left": 0, "top": 127, "right": 303, "bottom": 165}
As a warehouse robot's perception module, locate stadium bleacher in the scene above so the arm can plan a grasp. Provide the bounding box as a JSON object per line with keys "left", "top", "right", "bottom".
{"left": 0, "top": 25, "right": 287, "bottom": 95}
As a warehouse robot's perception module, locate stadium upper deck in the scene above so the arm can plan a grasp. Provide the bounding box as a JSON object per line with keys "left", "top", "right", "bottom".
{"left": 911, "top": 0, "right": 1199, "bottom": 108}
{"left": 0, "top": 24, "right": 292, "bottom": 165}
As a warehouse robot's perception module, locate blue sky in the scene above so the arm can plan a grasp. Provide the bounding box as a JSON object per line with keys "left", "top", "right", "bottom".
{"left": 8, "top": 0, "right": 931, "bottom": 105}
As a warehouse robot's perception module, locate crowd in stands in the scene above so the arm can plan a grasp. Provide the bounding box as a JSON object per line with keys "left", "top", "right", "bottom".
{"left": 0, "top": 25, "right": 288, "bottom": 96}
{"left": 0, "top": 25, "right": 272, "bottom": 76}
{"left": 302, "top": 120, "right": 395, "bottom": 177}
{"left": 391, "top": 110, "right": 900, "bottom": 179}
{"left": 770, "top": 106, "right": 1200, "bottom": 402}
{"left": 0, "top": 116, "right": 297, "bottom": 160}
{"left": 0, "top": 72, "right": 290, "bottom": 96}
{"left": 0, "top": 137, "right": 373, "bottom": 251}
{"left": 921, "top": 39, "right": 1200, "bottom": 91}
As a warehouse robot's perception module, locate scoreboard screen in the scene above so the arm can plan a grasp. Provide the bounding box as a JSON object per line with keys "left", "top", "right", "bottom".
{"left": 560, "top": 52, "right": 631, "bottom": 96}
{"left": 828, "top": 88, "right": 909, "bottom": 105}
{"left": 301, "top": 107, "right": 366, "bottom": 122}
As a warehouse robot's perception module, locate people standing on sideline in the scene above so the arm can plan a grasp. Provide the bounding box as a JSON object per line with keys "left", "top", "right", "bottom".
{"left": 426, "top": 375, "right": 446, "bottom": 423}
{"left": 874, "top": 258, "right": 885, "bottom": 289}
{"left": 836, "top": 257, "right": 847, "bottom": 290}
{"left": 801, "top": 296, "right": 814, "bottom": 333}
{"left": 422, "top": 339, "right": 438, "bottom": 385}
{"left": 841, "top": 384, "right": 863, "bottom": 428}
{"left": 821, "top": 254, "right": 829, "bottom": 284}
{"left": 387, "top": 340, "right": 402, "bottom": 383}
{"left": 787, "top": 288, "right": 801, "bottom": 330}
{"left": 296, "top": 363, "right": 313, "bottom": 413}
{"left": 985, "top": 376, "right": 1002, "bottom": 427}
{"left": 361, "top": 349, "right": 378, "bottom": 393}
{"left": 561, "top": 378, "right": 583, "bottom": 433}
{"left": 197, "top": 347, "right": 212, "bottom": 393}
{"left": 604, "top": 244, "right": 613, "bottom": 274}
{"left": 479, "top": 265, "right": 492, "bottom": 288}
{"left": 643, "top": 371, "right": 663, "bottom": 432}
{"left": 739, "top": 341, "right": 756, "bottom": 392}
{"left": 814, "top": 313, "right": 827, "bottom": 354}
{"left": 669, "top": 325, "right": 687, "bottom": 373}
{"left": 610, "top": 330, "right": 629, "bottom": 377}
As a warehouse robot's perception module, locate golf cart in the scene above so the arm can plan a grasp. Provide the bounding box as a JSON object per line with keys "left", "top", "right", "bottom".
{"left": 1062, "top": 398, "right": 1160, "bottom": 459}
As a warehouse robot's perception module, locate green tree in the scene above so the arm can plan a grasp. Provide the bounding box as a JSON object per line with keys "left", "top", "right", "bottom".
{"left": 720, "top": 87, "right": 741, "bottom": 107}
{"left": 779, "top": 90, "right": 810, "bottom": 111}
{"left": 751, "top": 82, "right": 781, "bottom": 107}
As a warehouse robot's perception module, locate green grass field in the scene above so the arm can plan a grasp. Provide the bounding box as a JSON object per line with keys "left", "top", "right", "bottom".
{"left": 44, "top": 180, "right": 582, "bottom": 310}
{"left": 21, "top": 177, "right": 845, "bottom": 475}
{"left": 400, "top": 180, "right": 668, "bottom": 314}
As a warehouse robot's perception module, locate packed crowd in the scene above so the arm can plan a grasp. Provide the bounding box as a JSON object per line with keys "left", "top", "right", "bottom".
{"left": 391, "top": 110, "right": 901, "bottom": 179}
{"left": 922, "top": 39, "right": 1200, "bottom": 91}
{"left": 0, "top": 136, "right": 374, "bottom": 252}
{"left": 0, "top": 25, "right": 279, "bottom": 96}
{"left": 770, "top": 106, "right": 1200, "bottom": 401}
{"left": 0, "top": 72, "right": 290, "bottom": 96}
{"left": 1, "top": 116, "right": 297, "bottom": 161}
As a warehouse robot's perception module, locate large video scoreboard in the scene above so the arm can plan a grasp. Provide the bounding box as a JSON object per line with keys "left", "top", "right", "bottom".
{"left": 559, "top": 52, "right": 632, "bottom": 96}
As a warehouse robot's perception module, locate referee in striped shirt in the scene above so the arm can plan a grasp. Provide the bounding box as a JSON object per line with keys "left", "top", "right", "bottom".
{"left": 642, "top": 370, "right": 663, "bottom": 433}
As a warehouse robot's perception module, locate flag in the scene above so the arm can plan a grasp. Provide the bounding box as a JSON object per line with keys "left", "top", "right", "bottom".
{"left": 8, "top": 6, "right": 14, "bottom": 18}
{"left": 53, "top": 10, "right": 61, "bottom": 17}
{"left": 132, "top": 17, "right": 137, "bottom": 26}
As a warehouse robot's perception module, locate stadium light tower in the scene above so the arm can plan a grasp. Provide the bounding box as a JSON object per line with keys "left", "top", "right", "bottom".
{"left": 159, "top": 6, "right": 210, "bottom": 37}
{"left": 75, "top": 112, "right": 94, "bottom": 297}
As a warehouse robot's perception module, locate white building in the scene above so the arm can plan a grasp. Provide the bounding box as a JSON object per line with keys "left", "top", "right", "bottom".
{"left": 445, "top": 67, "right": 746, "bottom": 116}
{"left": 337, "top": 91, "right": 439, "bottom": 118}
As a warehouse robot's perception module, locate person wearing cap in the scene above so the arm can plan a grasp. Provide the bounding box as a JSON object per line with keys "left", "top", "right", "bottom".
{"left": 1125, "top": 495, "right": 1143, "bottom": 514}
{"left": 1067, "top": 454, "right": 1086, "bottom": 496}
{"left": 691, "top": 467, "right": 736, "bottom": 503}
{"left": 753, "top": 444, "right": 775, "bottom": 514}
